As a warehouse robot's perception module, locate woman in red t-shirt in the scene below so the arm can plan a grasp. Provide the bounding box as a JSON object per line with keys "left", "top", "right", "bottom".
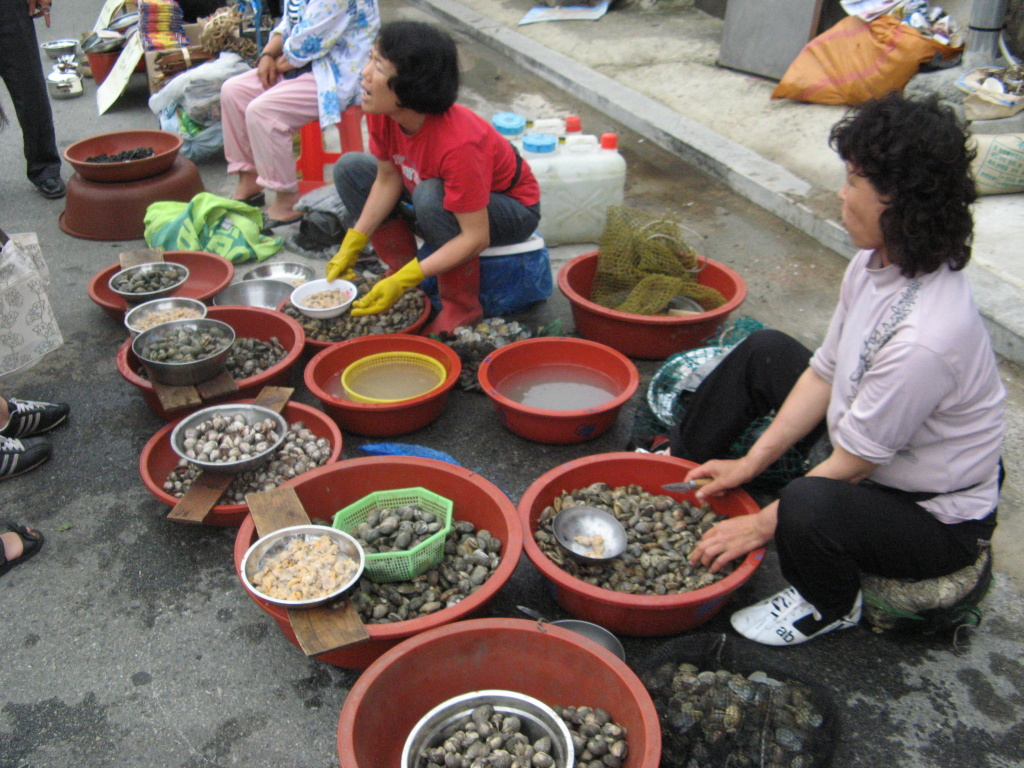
{"left": 325, "top": 21, "right": 541, "bottom": 334}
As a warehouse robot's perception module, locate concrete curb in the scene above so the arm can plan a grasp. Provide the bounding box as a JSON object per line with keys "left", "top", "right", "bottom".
{"left": 409, "top": 0, "right": 1024, "bottom": 366}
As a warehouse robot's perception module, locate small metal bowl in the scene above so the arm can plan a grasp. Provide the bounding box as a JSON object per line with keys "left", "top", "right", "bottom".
{"left": 550, "top": 619, "right": 626, "bottom": 662}
{"left": 170, "top": 403, "right": 288, "bottom": 475}
{"left": 108, "top": 262, "right": 189, "bottom": 305}
{"left": 132, "top": 318, "right": 235, "bottom": 386}
{"left": 241, "top": 524, "right": 365, "bottom": 607}
{"left": 552, "top": 505, "right": 628, "bottom": 564}
{"left": 124, "top": 297, "right": 207, "bottom": 336}
{"left": 402, "top": 690, "right": 575, "bottom": 768}
{"left": 242, "top": 261, "right": 315, "bottom": 287}
{"left": 213, "top": 279, "right": 294, "bottom": 310}
{"left": 41, "top": 39, "right": 78, "bottom": 59}
{"left": 290, "top": 278, "right": 357, "bottom": 319}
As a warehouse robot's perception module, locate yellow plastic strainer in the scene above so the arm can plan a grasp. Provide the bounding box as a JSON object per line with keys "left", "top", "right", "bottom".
{"left": 341, "top": 351, "right": 447, "bottom": 404}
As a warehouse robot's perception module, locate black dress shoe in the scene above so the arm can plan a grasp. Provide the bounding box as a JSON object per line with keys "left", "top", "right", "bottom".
{"left": 35, "top": 178, "right": 66, "bottom": 199}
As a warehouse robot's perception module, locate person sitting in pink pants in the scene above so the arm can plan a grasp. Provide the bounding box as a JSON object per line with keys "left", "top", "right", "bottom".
{"left": 220, "top": 0, "right": 379, "bottom": 229}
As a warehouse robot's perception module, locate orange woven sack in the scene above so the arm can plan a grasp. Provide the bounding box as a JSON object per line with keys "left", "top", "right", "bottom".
{"left": 773, "top": 15, "right": 961, "bottom": 106}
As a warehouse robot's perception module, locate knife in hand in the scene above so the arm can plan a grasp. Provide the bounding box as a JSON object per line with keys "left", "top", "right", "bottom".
{"left": 662, "top": 478, "right": 713, "bottom": 493}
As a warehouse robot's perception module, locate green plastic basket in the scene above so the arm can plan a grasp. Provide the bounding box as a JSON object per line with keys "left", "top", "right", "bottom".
{"left": 331, "top": 487, "right": 453, "bottom": 583}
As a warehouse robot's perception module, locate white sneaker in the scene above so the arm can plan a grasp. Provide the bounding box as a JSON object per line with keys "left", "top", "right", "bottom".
{"left": 730, "top": 585, "right": 862, "bottom": 646}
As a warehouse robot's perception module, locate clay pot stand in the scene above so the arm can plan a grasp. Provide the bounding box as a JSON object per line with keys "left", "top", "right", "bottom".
{"left": 167, "top": 386, "right": 293, "bottom": 525}
{"left": 119, "top": 248, "right": 238, "bottom": 412}
{"left": 247, "top": 486, "right": 370, "bottom": 656}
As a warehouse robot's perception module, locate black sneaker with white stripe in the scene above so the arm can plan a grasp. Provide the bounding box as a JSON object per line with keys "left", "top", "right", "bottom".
{"left": 0, "top": 398, "right": 70, "bottom": 438}
{"left": 0, "top": 436, "right": 51, "bottom": 481}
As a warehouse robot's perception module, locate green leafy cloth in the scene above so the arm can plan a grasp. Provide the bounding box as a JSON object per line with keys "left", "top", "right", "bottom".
{"left": 144, "top": 192, "right": 282, "bottom": 263}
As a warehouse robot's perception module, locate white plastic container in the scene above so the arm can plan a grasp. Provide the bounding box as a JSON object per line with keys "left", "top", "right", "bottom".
{"left": 525, "top": 115, "right": 581, "bottom": 143}
{"left": 523, "top": 132, "right": 627, "bottom": 246}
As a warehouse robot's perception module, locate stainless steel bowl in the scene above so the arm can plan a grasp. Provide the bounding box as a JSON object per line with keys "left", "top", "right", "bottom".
{"left": 240, "top": 524, "right": 365, "bottom": 607}
{"left": 124, "top": 297, "right": 207, "bottom": 336}
{"left": 402, "top": 690, "right": 575, "bottom": 768}
{"left": 108, "top": 261, "right": 189, "bottom": 305}
{"left": 41, "top": 39, "right": 78, "bottom": 59}
{"left": 170, "top": 403, "right": 288, "bottom": 475}
{"left": 132, "top": 318, "right": 235, "bottom": 386}
{"left": 242, "top": 261, "right": 315, "bottom": 287}
{"left": 550, "top": 620, "right": 626, "bottom": 662}
{"left": 212, "top": 279, "right": 294, "bottom": 310}
{"left": 552, "top": 505, "right": 628, "bottom": 564}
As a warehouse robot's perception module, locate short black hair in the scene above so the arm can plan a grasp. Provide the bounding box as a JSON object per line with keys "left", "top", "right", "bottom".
{"left": 376, "top": 21, "right": 459, "bottom": 115}
{"left": 829, "top": 92, "right": 976, "bottom": 277}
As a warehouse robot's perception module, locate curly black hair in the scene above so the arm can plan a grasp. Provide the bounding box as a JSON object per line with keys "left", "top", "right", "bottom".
{"left": 376, "top": 21, "right": 459, "bottom": 115}
{"left": 829, "top": 92, "right": 976, "bottom": 277}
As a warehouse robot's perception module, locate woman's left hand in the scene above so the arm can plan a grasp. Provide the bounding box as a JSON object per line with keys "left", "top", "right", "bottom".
{"left": 689, "top": 502, "right": 777, "bottom": 573}
{"left": 257, "top": 55, "right": 279, "bottom": 89}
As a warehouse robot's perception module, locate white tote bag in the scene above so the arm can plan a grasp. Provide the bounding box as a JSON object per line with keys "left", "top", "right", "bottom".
{"left": 0, "top": 233, "right": 63, "bottom": 376}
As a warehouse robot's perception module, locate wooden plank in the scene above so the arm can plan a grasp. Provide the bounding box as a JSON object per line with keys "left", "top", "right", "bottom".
{"left": 288, "top": 601, "right": 369, "bottom": 656}
{"left": 152, "top": 380, "right": 202, "bottom": 412}
{"left": 119, "top": 248, "right": 165, "bottom": 269}
{"left": 195, "top": 370, "right": 239, "bottom": 400}
{"left": 252, "top": 386, "right": 293, "bottom": 413}
{"left": 167, "top": 472, "right": 233, "bottom": 524}
{"left": 246, "top": 485, "right": 369, "bottom": 656}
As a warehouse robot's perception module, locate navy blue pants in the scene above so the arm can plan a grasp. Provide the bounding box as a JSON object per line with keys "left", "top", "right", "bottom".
{"left": 0, "top": 0, "right": 62, "bottom": 185}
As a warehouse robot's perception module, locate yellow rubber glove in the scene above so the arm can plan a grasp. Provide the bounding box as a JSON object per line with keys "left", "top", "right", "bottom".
{"left": 350, "top": 259, "right": 425, "bottom": 317}
{"left": 325, "top": 229, "right": 369, "bottom": 282}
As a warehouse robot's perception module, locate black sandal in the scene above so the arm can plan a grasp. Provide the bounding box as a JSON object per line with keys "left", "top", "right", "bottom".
{"left": 0, "top": 521, "right": 44, "bottom": 577}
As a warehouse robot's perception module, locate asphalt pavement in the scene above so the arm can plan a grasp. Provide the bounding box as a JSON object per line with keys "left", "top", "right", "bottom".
{"left": 1, "top": 1, "right": 1022, "bottom": 767}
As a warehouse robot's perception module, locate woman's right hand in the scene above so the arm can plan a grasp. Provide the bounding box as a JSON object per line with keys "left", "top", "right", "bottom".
{"left": 686, "top": 457, "right": 760, "bottom": 502}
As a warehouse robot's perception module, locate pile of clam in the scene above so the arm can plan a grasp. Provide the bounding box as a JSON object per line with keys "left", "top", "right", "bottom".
{"left": 348, "top": 503, "right": 446, "bottom": 554}
{"left": 348, "top": 522, "right": 501, "bottom": 624}
{"left": 224, "top": 337, "right": 286, "bottom": 380}
{"left": 282, "top": 272, "right": 425, "bottom": 341}
{"left": 645, "top": 662, "right": 829, "bottom": 768}
{"left": 417, "top": 703, "right": 560, "bottom": 768}
{"left": 443, "top": 318, "right": 533, "bottom": 391}
{"left": 178, "top": 412, "right": 281, "bottom": 465}
{"left": 163, "top": 421, "right": 331, "bottom": 503}
{"left": 111, "top": 264, "right": 183, "bottom": 294}
{"left": 553, "top": 706, "right": 628, "bottom": 768}
{"left": 139, "top": 325, "right": 231, "bottom": 363}
{"left": 534, "top": 483, "right": 734, "bottom": 594}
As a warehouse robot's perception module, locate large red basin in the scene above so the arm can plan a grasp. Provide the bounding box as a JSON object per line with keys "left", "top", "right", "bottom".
{"left": 338, "top": 618, "right": 662, "bottom": 768}
{"left": 232, "top": 457, "right": 522, "bottom": 669}
{"left": 303, "top": 334, "right": 461, "bottom": 437}
{"left": 139, "top": 400, "right": 342, "bottom": 527}
{"left": 557, "top": 251, "right": 746, "bottom": 359}
{"left": 118, "top": 305, "right": 305, "bottom": 419}
{"left": 519, "top": 452, "right": 763, "bottom": 636}
{"left": 89, "top": 251, "right": 233, "bottom": 319}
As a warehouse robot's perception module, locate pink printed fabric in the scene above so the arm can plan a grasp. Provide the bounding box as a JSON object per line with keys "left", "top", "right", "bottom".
{"left": 810, "top": 249, "right": 1005, "bottom": 523}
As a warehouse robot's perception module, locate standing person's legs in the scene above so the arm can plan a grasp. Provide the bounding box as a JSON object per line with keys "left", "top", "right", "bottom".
{"left": 669, "top": 329, "right": 821, "bottom": 464}
{"left": 244, "top": 73, "right": 320, "bottom": 221}
{"left": 0, "top": 0, "right": 62, "bottom": 192}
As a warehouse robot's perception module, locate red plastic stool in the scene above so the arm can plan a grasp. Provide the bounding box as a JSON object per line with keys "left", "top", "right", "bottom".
{"left": 296, "top": 105, "right": 364, "bottom": 194}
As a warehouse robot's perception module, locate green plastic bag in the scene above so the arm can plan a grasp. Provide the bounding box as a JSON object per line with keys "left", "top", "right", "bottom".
{"left": 144, "top": 192, "right": 282, "bottom": 263}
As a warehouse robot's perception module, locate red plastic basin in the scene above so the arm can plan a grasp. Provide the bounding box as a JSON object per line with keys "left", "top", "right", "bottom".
{"left": 303, "top": 334, "right": 461, "bottom": 437}
{"left": 558, "top": 251, "right": 747, "bottom": 359}
{"left": 232, "top": 457, "right": 523, "bottom": 669}
{"left": 139, "top": 400, "right": 342, "bottom": 527}
{"left": 90, "top": 251, "right": 234, "bottom": 320}
{"left": 477, "top": 336, "right": 639, "bottom": 444}
{"left": 64, "top": 129, "right": 183, "bottom": 182}
{"left": 519, "top": 452, "right": 763, "bottom": 636}
{"left": 338, "top": 618, "right": 661, "bottom": 768}
{"left": 117, "top": 305, "right": 306, "bottom": 419}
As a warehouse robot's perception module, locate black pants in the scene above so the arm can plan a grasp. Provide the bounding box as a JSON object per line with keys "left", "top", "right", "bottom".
{"left": 669, "top": 330, "right": 996, "bottom": 622}
{"left": 0, "top": 0, "right": 62, "bottom": 184}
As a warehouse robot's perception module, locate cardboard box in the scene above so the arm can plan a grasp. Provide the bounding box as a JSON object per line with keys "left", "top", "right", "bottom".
{"left": 144, "top": 22, "right": 209, "bottom": 94}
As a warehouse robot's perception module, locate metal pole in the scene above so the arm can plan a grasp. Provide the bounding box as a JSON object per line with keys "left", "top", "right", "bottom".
{"left": 964, "top": 0, "right": 1009, "bottom": 67}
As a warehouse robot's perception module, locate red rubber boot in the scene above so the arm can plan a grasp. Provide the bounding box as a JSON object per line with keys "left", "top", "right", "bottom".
{"left": 371, "top": 218, "right": 418, "bottom": 272}
{"left": 423, "top": 257, "right": 484, "bottom": 335}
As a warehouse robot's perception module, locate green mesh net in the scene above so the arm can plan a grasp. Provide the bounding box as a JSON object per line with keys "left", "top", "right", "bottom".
{"left": 592, "top": 206, "right": 727, "bottom": 315}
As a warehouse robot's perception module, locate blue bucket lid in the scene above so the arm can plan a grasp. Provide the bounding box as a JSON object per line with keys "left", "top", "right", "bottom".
{"left": 492, "top": 111, "right": 526, "bottom": 136}
{"left": 522, "top": 133, "right": 557, "bottom": 154}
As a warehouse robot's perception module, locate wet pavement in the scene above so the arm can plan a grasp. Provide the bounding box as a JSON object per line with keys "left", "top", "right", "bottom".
{"left": 1, "top": 1, "right": 1022, "bottom": 767}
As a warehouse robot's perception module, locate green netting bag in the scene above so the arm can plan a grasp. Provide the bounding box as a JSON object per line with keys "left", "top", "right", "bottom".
{"left": 592, "top": 206, "right": 727, "bottom": 315}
